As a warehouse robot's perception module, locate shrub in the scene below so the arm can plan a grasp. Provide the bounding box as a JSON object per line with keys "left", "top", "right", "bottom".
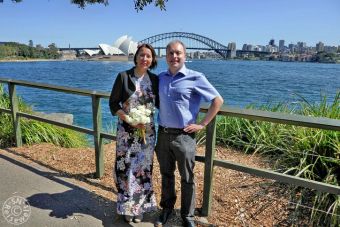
{"left": 0, "top": 84, "right": 87, "bottom": 148}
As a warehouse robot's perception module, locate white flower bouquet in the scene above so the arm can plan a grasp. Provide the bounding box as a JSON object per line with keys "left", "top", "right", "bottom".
{"left": 125, "top": 105, "right": 152, "bottom": 144}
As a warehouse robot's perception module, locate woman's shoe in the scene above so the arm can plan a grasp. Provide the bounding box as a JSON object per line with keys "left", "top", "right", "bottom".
{"left": 133, "top": 214, "right": 143, "bottom": 223}
{"left": 124, "top": 215, "right": 133, "bottom": 223}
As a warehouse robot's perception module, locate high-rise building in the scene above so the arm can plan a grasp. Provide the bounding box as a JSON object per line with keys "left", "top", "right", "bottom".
{"left": 269, "top": 39, "right": 275, "bottom": 46}
{"left": 246, "top": 44, "right": 253, "bottom": 51}
{"left": 279, "top": 40, "right": 285, "bottom": 52}
{"left": 316, "top": 41, "right": 325, "bottom": 52}
{"left": 297, "top": 42, "right": 306, "bottom": 53}
{"left": 288, "top": 43, "right": 295, "bottom": 53}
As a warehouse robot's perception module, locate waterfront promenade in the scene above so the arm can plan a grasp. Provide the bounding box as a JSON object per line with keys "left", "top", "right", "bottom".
{"left": 0, "top": 148, "right": 157, "bottom": 227}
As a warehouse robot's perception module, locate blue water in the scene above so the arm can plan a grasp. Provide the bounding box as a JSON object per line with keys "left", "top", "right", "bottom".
{"left": 0, "top": 59, "right": 339, "bottom": 132}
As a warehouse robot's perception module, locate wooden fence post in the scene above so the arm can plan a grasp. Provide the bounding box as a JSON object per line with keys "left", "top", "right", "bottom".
{"left": 92, "top": 94, "right": 103, "bottom": 178}
{"left": 201, "top": 117, "right": 217, "bottom": 216}
{"left": 8, "top": 82, "right": 22, "bottom": 147}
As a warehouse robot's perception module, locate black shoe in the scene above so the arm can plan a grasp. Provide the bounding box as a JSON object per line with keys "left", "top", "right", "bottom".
{"left": 182, "top": 217, "right": 196, "bottom": 227}
{"left": 154, "top": 208, "right": 173, "bottom": 226}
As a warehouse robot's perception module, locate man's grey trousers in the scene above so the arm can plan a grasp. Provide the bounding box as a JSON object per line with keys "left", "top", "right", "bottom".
{"left": 155, "top": 129, "right": 196, "bottom": 218}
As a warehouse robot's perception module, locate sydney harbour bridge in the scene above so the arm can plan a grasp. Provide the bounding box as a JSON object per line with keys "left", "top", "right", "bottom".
{"left": 139, "top": 32, "right": 234, "bottom": 58}
{"left": 60, "top": 32, "right": 271, "bottom": 59}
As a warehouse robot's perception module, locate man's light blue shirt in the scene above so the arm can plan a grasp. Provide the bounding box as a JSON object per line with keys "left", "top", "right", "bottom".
{"left": 158, "top": 65, "right": 221, "bottom": 128}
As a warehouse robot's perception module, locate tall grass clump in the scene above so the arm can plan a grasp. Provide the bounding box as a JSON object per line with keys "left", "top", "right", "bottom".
{"left": 0, "top": 84, "right": 87, "bottom": 148}
{"left": 197, "top": 92, "right": 339, "bottom": 225}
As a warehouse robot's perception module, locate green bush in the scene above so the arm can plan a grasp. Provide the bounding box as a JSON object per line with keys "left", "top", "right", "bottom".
{"left": 197, "top": 92, "right": 339, "bottom": 225}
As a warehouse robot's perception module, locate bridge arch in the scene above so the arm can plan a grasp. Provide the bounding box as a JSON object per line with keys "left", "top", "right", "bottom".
{"left": 139, "top": 32, "right": 229, "bottom": 58}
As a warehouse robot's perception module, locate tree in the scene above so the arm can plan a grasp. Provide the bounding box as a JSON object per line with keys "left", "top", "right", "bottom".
{"left": 48, "top": 43, "right": 58, "bottom": 50}
{"left": 3, "top": 0, "right": 168, "bottom": 11}
{"left": 46, "top": 43, "right": 61, "bottom": 59}
{"left": 72, "top": 0, "right": 168, "bottom": 11}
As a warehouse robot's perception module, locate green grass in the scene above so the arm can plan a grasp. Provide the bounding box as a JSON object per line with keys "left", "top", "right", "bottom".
{"left": 0, "top": 84, "right": 87, "bottom": 148}
{"left": 197, "top": 92, "right": 339, "bottom": 225}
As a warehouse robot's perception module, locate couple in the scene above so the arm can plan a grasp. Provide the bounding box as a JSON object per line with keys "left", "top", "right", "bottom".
{"left": 109, "top": 40, "right": 223, "bottom": 227}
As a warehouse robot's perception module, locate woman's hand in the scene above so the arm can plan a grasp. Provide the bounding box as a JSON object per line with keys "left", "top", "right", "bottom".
{"left": 116, "top": 110, "right": 128, "bottom": 122}
{"left": 116, "top": 109, "right": 146, "bottom": 129}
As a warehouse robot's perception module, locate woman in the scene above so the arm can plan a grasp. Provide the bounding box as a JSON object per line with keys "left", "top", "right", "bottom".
{"left": 109, "top": 44, "right": 158, "bottom": 223}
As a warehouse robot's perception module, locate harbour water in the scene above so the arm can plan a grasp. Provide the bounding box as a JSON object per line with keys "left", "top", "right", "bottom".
{"left": 0, "top": 59, "right": 339, "bottom": 131}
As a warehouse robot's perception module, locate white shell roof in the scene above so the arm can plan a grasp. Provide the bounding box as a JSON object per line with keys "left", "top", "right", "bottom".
{"left": 128, "top": 41, "right": 138, "bottom": 55}
{"left": 84, "top": 49, "right": 100, "bottom": 56}
{"left": 118, "top": 36, "right": 132, "bottom": 55}
{"left": 83, "top": 35, "right": 138, "bottom": 56}
{"left": 99, "top": 44, "right": 124, "bottom": 55}
{"left": 113, "top": 35, "right": 138, "bottom": 55}
{"left": 113, "top": 35, "right": 128, "bottom": 49}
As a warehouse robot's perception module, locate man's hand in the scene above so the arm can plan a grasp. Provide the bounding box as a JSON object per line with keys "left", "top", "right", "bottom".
{"left": 184, "top": 124, "right": 204, "bottom": 133}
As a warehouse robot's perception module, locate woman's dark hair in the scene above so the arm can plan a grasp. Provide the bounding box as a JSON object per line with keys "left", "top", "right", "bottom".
{"left": 134, "top": 43, "right": 157, "bottom": 70}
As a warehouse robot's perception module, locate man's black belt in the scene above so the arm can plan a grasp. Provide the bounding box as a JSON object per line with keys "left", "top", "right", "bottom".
{"left": 158, "top": 125, "right": 185, "bottom": 134}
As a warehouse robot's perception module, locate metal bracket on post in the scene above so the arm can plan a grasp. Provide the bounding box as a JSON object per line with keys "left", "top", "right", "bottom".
{"left": 92, "top": 94, "right": 103, "bottom": 178}
{"left": 201, "top": 116, "right": 217, "bottom": 216}
{"left": 8, "top": 82, "right": 22, "bottom": 147}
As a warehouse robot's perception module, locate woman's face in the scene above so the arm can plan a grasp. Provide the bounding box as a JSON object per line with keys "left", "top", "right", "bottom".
{"left": 136, "top": 47, "right": 153, "bottom": 70}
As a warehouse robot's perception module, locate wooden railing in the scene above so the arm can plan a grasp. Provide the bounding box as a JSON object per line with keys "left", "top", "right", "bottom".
{"left": 0, "top": 78, "right": 114, "bottom": 178}
{"left": 1, "top": 78, "right": 339, "bottom": 217}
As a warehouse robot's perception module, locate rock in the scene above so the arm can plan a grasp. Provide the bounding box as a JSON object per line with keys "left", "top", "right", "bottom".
{"left": 34, "top": 112, "right": 73, "bottom": 125}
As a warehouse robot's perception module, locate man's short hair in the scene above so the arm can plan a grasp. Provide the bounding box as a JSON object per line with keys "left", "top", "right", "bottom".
{"left": 166, "top": 40, "right": 186, "bottom": 54}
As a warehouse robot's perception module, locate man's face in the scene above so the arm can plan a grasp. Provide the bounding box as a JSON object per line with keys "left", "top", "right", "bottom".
{"left": 166, "top": 42, "right": 186, "bottom": 74}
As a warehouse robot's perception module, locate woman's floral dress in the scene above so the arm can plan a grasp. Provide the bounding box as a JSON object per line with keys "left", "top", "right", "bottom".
{"left": 115, "top": 73, "right": 157, "bottom": 216}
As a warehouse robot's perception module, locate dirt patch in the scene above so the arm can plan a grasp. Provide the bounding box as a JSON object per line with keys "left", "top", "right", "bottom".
{"left": 0, "top": 143, "right": 306, "bottom": 226}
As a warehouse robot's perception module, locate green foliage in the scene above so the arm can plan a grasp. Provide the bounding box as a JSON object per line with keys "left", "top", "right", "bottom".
{"left": 4, "top": 0, "right": 168, "bottom": 11}
{"left": 0, "top": 42, "right": 61, "bottom": 60}
{"left": 133, "top": 0, "right": 167, "bottom": 11}
{"left": 314, "top": 52, "right": 340, "bottom": 63}
{"left": 203, "top": 92, "right": 340, "bottom": 225}
{"left": 20, "top": 120, "right": 88, "bottom": 148}
{"left": 0, "top": 84, "right": 87, "bottom": 148}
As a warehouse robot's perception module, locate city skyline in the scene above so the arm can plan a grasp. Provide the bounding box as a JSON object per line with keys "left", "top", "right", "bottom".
{"left": 0, "top": 0, "right": 339, "bottom": 48}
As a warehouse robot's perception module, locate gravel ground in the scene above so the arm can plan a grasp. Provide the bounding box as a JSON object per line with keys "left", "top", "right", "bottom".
{"left": 0, "top": 143, "right": 310, "bottom": 226}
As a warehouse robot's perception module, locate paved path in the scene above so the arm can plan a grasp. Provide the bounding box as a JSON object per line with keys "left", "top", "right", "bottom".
{"left": 0, "top": 149, "right": 159, "bottom": 227}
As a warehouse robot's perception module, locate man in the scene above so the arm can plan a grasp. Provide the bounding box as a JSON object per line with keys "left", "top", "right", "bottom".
{"left": 155, "top": 40, "right": 223, "bottom": 227}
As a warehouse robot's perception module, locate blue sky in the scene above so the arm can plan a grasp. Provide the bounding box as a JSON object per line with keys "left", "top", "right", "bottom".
{"left": 0, "top": 0, "right": 339, "bottom": 48}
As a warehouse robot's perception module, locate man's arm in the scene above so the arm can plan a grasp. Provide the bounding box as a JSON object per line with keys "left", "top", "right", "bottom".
{"left": 184, "top": 96, "right": 224, "bottom": 133}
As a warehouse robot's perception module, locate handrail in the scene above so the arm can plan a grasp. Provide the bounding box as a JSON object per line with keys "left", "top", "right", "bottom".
{"left": 0, "top": 78, "right": 110, "bottom": 98}
{"left": 200, "top": 105, "right": 340, "bottom": 131}
{"left": 1, "top": 78, "right": 339, "bottom": 218}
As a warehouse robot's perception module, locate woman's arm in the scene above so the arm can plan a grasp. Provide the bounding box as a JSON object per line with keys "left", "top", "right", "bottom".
{"left": 109, "top": 73, "right": 123, "bottom": 116}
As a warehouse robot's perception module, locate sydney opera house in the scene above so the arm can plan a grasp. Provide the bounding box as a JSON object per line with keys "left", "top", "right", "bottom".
{"left": 83, "top": 35, "right": 138, "bottom": 60}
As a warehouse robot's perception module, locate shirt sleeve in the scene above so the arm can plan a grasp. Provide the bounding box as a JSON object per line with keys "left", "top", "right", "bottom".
{"left": 193, "top": 73, "right": 220, "bottom": 102}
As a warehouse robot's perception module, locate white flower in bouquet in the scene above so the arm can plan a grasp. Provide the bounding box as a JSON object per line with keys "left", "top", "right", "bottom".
{"left": 125, "top": 105, "right": 153, "bottom": 144}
